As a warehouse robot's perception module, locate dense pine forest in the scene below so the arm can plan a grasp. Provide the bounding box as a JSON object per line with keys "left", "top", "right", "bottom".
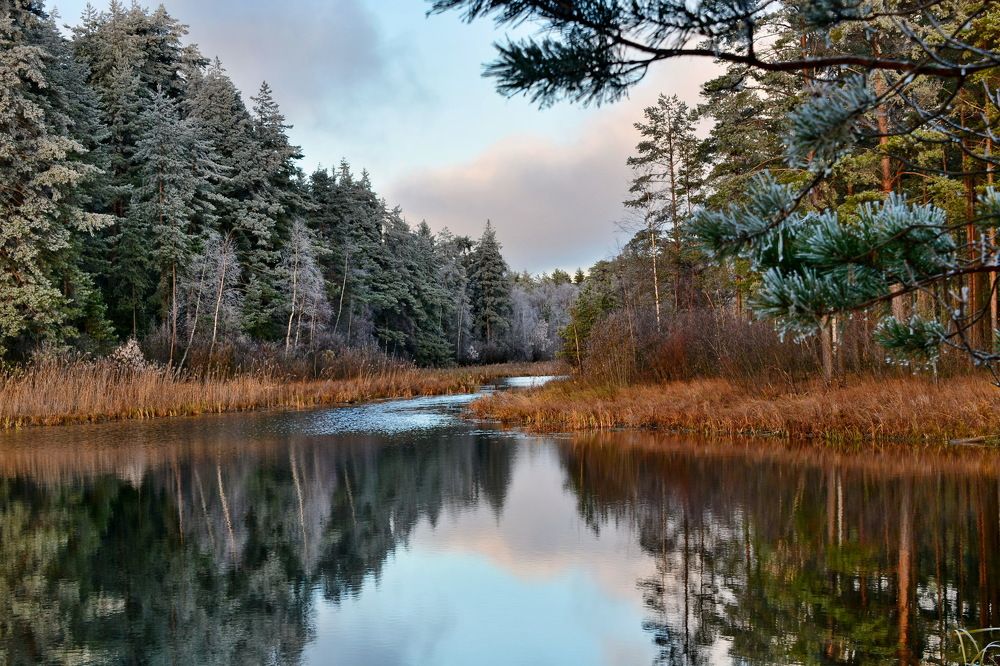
{"left": 2, "top": 1, "right": 576, "bottom": 369}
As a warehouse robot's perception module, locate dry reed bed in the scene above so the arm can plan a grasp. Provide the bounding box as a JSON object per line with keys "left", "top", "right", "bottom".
{"left": 0, "top": 360, "right": 562, "bottom": 429}
{"left": 469, "top": 375, "right": 1000, "bottom": 442}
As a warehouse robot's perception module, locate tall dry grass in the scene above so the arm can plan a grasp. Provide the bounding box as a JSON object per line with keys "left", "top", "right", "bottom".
{"left": 0, "top": 359, "right": 563, "bottom": 429}
{"left": 469, "top": 375, "right": 1000, "bottom": 443}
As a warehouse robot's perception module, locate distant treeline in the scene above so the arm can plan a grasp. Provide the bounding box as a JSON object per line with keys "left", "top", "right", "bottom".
{"left": 1, "top": 1, "right": 576, "bottom": 367}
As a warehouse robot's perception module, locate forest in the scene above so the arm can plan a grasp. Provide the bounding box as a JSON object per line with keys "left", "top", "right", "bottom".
{"left": 431, "top": 0, "right": 1000, "bottom": 441}
{"left": 1, "top": 0, "right": 576, "bottom": 372}
{"left": 7, "top": 0, "right": 1000, "bottom": 440}
{"left": 543, "top": 3, "right": 1000, "bottom": 388}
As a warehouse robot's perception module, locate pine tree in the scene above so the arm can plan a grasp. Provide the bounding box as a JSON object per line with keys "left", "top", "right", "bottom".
{"left": 410, "top": 222, "right": 453, "bottom": 365}
{"left": 468, "top": 222, "right": 512, "bottom": 351}
{"left": 239, "top": 82, "right": 305, "bottom": 339}
{"left": 131, "top": 88, "right": 220, "bottom": 363}
{"left": 625, "top": 94, "right": 704, "bottom": 324}
{"left": 0, "top": 2, "right": 112, "bottom": 355}
{"left": 436, "top": 228, "right": 474, "bottom": 361}
{"left": 368, "top": 206, "right": 419, "bottom": 356}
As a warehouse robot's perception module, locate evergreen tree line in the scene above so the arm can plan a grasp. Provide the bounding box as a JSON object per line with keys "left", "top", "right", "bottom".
{"left": 1, "top": 1, "right": 573, "bottom": 368}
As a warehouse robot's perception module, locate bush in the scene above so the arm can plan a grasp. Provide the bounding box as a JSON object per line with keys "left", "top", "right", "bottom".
{"left": 582, "top": 311, "right": 638, "bottom": 387}
{"left": 109, "top": 338, "right": 152, "bottom": 373}
{"left": 578, "top": 306, "right": 955, "bottom": 390}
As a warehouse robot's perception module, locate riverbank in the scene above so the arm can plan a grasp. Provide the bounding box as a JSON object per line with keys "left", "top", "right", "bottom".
{"left": 0, "top": 360, "right": 563, "bottom": 430}
{"left": 468, "top": 375, "right": 1000, "bottom": 443}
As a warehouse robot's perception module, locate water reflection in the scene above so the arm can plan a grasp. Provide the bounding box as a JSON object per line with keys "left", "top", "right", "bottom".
{"left": 563, "top": 433, "right": 1000, "bottom": 665}
{"left": 0, "top": 398, "right": 999, "bottom": 664}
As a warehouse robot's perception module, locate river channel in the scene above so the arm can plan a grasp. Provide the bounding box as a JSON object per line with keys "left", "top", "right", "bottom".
{"left": 1, "top": 377, "right": 998, "bottom": 664}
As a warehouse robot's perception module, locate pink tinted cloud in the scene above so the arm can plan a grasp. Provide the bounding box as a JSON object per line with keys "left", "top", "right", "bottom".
{"left": 388, "top": 59, "right": 720, "bottom": 274}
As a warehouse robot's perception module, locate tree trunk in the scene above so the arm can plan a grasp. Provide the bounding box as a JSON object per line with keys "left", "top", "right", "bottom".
{"left": 820, "top": 316, "right": 834, "bottom": 385}
{"left": 666, "top": 113, "right": 681, "bottom": 311}
{"left": 962, "top": 102, "right": 985, "bottom": 349}
{"left": 872, "top": 63, "right": 908, "bottom": 325}
{"left": 285, "top": 252, "right": 299, "bottom": 353}
{"left": 177, "top": 258, "right": 208, "bottom": 373}
{"left": 334, "top": 251, "right": 349, "bottom": 335}
{"left": 650, "top": 225, "right": 662, "bottom": 333}
{"left": 455, "top": 297, "right": 464, "bottom": 359}
{"left": 897, "top": 481, "right": 912, "bottom": 665}
{"left": 170, "top": 260, "right": 178, "bottom": 366}
{"left": 308, "top": 293, "right": 318, "bottom": 350}
{"left": 989, "top": 137, "right": 997, "bottom": 350}
{"left": 294, "top": 301, "right": 304, "bottom": 350}
{"left": 209, "top": 250, "right": 228, "bottom": 359}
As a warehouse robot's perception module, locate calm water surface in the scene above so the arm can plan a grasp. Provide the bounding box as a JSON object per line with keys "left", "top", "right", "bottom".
{"left": 1, "top": 378, "right": 999, "bottom": 665}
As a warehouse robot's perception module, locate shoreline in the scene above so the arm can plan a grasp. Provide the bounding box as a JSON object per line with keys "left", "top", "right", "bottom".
{"left": 467, "top": 375, "right": 1000, "bottom": 444}
{"left": 0, "top": 361, "right": 563, "bottom": 431}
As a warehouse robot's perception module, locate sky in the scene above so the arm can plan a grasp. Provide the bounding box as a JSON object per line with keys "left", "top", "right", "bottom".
{"left": 51, "top": 0, "right": 717, "bottom": 273}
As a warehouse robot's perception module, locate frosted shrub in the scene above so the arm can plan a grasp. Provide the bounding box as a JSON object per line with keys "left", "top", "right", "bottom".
{"left": 109, "top": 338, "right": 151, "bottom": 373}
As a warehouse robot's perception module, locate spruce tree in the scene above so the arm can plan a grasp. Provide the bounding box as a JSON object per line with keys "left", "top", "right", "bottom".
{"left": 239, "top": 82, "right": 304, "bottom": 339}
{"left": 468, "top": 222, "right": 512, "bottom": 351}
{"left": 131, "top": 89, "right": 220, "bottom": 362}
{"left": 410, "top": 222, "right": 453, "bottom": 365}
{"left": 0, "top": 1, "right": 112, "bottom": 355}
{"left": 436, "top": 229, "right": 474, "bottom": 361}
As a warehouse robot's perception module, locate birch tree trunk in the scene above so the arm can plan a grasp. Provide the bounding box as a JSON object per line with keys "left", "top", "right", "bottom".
{"left": 177, "top": 259, "right": 208, "bottom": 373}
{"left": 334, "top": 251, "right": 349, "bottom": 335}
{"left": 650, "top": 225, "right": 662, "bottom": 333}
{"left": 210, "top": 250, "right": 229, "bottom": 358}
{"left": 285, "top": 250, "right": 300, "bottom": 353}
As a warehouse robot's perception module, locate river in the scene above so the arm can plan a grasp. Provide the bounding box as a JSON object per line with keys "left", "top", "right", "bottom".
{"left": 1, "top": 377, "right": 998, "bottom": 665}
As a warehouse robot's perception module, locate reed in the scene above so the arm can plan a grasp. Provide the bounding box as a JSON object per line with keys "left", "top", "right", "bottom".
{"left": 469, "top": 375, "right": 1000, "bottom": 443}
{"left": 956, "top": 628, "right": 1000, "bottom": 665}
{"left": 0, "top": 359, "right": 563, "bottom": 429}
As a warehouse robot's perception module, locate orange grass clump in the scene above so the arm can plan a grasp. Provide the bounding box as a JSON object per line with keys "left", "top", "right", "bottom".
{"left": 468, "top": 375, "right": 1000, "bottom": 443}
{"left": 0, "top": 360, "right": 563, "bottom": 429}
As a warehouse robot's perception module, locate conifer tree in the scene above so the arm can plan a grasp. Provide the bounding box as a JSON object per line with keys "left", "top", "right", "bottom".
{"left": 468, "top": 222, "right": 512, "bottom": 350}
{"left": 0, "top": 0, "right": 530, "bottom": 367}
{"left": 410, "top": 222, "right": 453, "bottom": 365}
{"left": 131, "top": 89, "right": 221, "bottom": 363}
{"left": 625, "top": 94, "right": 705, "bottom": 324}
{"left": 0, "top": 1, "right": 112, "bottom": 355}
{"left": 436, "top": 229, "right": 474, "bottom": 361}
{"left": 239, "top": 82, "right": 305, "bottom": 339}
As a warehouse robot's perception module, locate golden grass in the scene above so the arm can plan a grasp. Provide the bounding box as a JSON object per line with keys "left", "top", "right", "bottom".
{"left": 0, "top": 360, "right": 564, "bottom": 430}
{"left": 468, "top": 375, "right": 1000, "bottom": 443}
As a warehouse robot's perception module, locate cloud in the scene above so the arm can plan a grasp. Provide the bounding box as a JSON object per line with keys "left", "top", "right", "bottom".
{"left": 387, "top": 59, "right": 720, "bottom": 274}
{"left": 167, "top": 0, "right": 420, "bottom": 130}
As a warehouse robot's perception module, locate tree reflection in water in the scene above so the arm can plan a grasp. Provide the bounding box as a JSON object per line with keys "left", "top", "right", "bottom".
{"left": 0, "top": 413, "right": 998, "bottom": 665}
{"left": 0, "top": 425, "right": 514, "bottom": 665}
{"left": 559, "top": 433, "right": 1000, "bottom": 665}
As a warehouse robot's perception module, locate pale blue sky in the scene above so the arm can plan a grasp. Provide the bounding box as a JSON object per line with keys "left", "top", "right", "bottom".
{"left": 51, "top": 0, "right": 716, "bottom": 272}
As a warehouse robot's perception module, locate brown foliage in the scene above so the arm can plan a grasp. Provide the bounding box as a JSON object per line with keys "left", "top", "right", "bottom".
{"left": 0, "top": 358, "right": 563, "bottom": 430}
{"left": 469, "top": 374, "right": 1000, "bottom": 443}
{"left": 580, "top": 308, "right": 974, "bottom": 392}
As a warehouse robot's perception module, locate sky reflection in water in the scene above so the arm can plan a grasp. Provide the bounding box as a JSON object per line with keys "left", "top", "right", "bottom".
{"left": 0, "top": 378, "right": 999, "bottom": 665}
